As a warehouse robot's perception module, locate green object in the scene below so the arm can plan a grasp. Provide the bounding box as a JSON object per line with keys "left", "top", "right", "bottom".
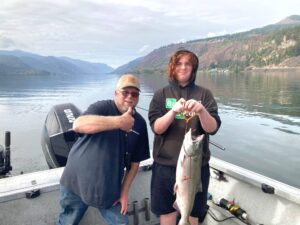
{"left": 165, "top": 98, "right": 176, "bottom": 109}
{"left": 165, "top": 98, "right": 183, "bottom": 119}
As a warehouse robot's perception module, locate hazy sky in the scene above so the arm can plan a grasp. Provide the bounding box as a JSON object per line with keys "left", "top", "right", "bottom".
{"left": 0, "top": 0, "right": 299, "bottom": 68}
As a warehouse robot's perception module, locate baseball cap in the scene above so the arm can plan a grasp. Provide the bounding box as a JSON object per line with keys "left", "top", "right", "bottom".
{"left": 116, "top": 74, "right": 140, "bottom": 91}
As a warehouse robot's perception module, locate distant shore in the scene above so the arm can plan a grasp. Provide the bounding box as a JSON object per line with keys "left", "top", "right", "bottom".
{"left": 246, "top": 66, "right": 300, "bottom": 72}
{"left": 199, "top": 66, "right": 300, "bottom": 74}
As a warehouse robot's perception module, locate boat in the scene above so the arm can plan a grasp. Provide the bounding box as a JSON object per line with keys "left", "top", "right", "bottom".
{"left": 0, "top": 103, "right": 300, "bottom": 225}
{"left": 1, "top": 157, "right": 300, "bottom": 225}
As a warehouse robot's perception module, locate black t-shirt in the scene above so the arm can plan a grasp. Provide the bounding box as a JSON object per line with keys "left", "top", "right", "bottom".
{"left": 60, "top": 100, "right": 150, "bottom": 208}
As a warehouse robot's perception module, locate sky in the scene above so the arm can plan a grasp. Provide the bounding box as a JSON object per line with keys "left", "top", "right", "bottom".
{"left": 0, "top": 0, "right": 299, "bottom": 68}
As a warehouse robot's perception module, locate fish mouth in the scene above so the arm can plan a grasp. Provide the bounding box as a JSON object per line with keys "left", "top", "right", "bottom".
{"left": 191, "top": 134, "right": 204, "bottom": 142}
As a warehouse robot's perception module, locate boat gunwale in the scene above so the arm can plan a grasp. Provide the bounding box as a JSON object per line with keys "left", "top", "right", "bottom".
{"left": 0, "top": 157, "right": 299, "bottom": 206}
{"left": 210, "top": 157, "right": 300, "bottom": 205}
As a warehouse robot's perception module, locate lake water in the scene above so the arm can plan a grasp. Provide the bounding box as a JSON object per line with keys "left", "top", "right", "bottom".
{"left": 0, "top": 71, "right": 299, "bottom": 188}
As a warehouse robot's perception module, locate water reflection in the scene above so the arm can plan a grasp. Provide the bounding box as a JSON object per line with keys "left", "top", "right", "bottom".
{"left": 200, "top": 71, "right": 300, "bottom": 118}
{"left": 0, "top": 71, "right": 299, "bottom": 188}
{"left": 137, "top": 71, "right": 300, "bottom": 188}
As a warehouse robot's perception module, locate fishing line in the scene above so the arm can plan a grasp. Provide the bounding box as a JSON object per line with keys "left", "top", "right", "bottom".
{"left": 136, "top": 106, "right": 149, "bottom": 112}
{"left": 207, "top": 208, "right": 236, "bottom": 222}
{"left": 182, "top": 111, "right": 195, "bottom": 133}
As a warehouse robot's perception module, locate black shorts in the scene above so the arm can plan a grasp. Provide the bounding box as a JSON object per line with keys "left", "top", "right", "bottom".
{"left": 150, "top": 162, "right": 210, "bottom": 218}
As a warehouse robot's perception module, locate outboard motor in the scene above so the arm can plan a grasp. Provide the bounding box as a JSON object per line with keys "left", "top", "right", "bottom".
{"left": 41, "top": 103, "right": 81, "bottom": 168}
{"left": 0, "top": 131, "right": 12, "bottom": 177}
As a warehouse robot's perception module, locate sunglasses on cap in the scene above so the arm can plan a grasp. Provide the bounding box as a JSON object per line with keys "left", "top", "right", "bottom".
{"left": 119, "top": 90, "right": 140, "bottom": 98}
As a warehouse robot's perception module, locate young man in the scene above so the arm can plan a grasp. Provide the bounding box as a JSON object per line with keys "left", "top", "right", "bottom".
{"left": 149, "top": 50, "right": 221, "bottom": 225}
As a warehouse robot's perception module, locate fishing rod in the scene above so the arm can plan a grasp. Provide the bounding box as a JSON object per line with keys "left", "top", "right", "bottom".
{"left": 210, "top": 140, "right": 226, "bottom": 151}
{"left": 136, "top": 106, "right": 226, "bottom": 151}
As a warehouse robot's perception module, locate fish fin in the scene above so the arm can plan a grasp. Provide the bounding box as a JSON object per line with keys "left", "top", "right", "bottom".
{"left": 197, "top": 182, "right": 203, "bottom": 192}
{"left": 173, "top": 183, "right": 178, "bottom": 195}
{"left": 196, "top": 176, "right": 202, "bottom": 192}
{"left": 173, "top": 201, "right": 180, "bottom": 212}
{"left": 178, "top": 152, "right": 185, "bottom": 165}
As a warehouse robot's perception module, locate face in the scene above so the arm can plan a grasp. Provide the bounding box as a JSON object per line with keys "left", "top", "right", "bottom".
{"left": 174, "top": 55, "right": 193, "bottom": 86}
{"left": 114, "top": 87, "right": 140, "bottom": 113}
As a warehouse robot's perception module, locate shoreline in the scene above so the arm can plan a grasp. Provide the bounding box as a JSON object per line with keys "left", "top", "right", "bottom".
{"left": 198, "top": 66, "right": 300, "bottom": 74}
{"left": 246, "top": 66, "right": 300, "bottom": 72}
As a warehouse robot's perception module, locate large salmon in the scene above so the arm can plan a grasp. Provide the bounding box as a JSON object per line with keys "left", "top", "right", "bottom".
{"left": 173, "top": 128, "right": 204, "bottom": 225}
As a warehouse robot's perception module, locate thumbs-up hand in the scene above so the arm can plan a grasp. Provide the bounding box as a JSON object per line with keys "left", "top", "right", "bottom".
{"left": 120, "top": 107, "right": 134, "bottom": 132}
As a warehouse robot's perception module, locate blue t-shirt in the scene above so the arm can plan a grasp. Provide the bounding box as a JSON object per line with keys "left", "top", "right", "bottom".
{"left": 60, "top": 100, "right": 150, "bottom": 208}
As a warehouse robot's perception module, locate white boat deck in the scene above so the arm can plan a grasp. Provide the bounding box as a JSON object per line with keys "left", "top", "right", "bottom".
{"left": 1, "top": 158, "right": 300, "bottom": 225}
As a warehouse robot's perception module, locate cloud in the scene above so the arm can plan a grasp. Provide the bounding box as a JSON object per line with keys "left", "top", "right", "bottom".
{"left": 0, "top": 0, "right": 299, "bottom": 67}
{"left": 138, "top": 45, "right": 150, "bottom": 53}
{"left": 0, "top": 36, "right": 16, "bottom": 48}
{"left": 206, "top": 30, "right": 228, "bottom": 38}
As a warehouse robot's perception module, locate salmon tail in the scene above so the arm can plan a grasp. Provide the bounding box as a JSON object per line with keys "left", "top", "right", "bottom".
{"left": 178, "top": 220, "right": 191, "bottom": 225}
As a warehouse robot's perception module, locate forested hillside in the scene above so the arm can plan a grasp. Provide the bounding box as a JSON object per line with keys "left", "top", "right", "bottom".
{"left": 115, "top": 15, "right": 300, "bottom": 74}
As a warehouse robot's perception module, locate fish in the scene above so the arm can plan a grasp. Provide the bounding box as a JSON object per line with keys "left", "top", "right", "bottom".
{"left": 173, "top": 128, "right": 204, "bottom": 225}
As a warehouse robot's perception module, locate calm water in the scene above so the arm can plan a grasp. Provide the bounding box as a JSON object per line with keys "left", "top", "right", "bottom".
{"left": 0, "top": 71, "right": 299, "bottom": 188}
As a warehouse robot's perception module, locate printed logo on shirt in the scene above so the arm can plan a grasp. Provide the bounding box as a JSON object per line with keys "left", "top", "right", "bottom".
{"left": 165, "top": 98, "right": 184, "bottom": 119}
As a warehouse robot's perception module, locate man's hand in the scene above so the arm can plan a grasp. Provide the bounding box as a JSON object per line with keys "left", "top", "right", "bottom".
{"left": 172, "top": 98, "right": 186, "bottom": 113}
{"left": 119, "top": 107, "right": 134, "bottom": 132}
{"left": 119, "top": 192, "right": 129, "bottom": 215}
{"left": 185, "top": 99, "right": 203, "bottom": 114}
{"left": 113, "top": 194, "right": 128, "bottom": 215}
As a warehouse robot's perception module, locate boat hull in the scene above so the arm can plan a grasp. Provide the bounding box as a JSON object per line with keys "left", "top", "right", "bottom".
{"left": 0, "top": 158, "right": 300, "bottom": 225}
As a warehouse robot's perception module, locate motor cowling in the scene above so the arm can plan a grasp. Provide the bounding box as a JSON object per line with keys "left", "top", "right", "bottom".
{"left": 41, "top": 103, "right": 81, "bottom": 168}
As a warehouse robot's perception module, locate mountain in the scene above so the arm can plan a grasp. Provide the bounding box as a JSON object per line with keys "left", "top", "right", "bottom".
{"left": 277, "top": 15, "right": 300, "bottom": 25}
{"left": 61, "top": 57, "right": 113, "bottom": 74}
{"left": 0, "top": 50, "right": 114, "bottom": 76}
{"left": 0, "top": 54, "right": 51, "bottom": 76}
{"left": 112, "top": 56, "right": 144, "bottom": 74}
{"left": 114, "top": 15, "right": 300, "bottom": 74}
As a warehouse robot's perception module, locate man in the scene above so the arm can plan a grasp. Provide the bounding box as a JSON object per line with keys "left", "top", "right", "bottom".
{"left": 57, "top": 74, "right": 150, "bottom": 225}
